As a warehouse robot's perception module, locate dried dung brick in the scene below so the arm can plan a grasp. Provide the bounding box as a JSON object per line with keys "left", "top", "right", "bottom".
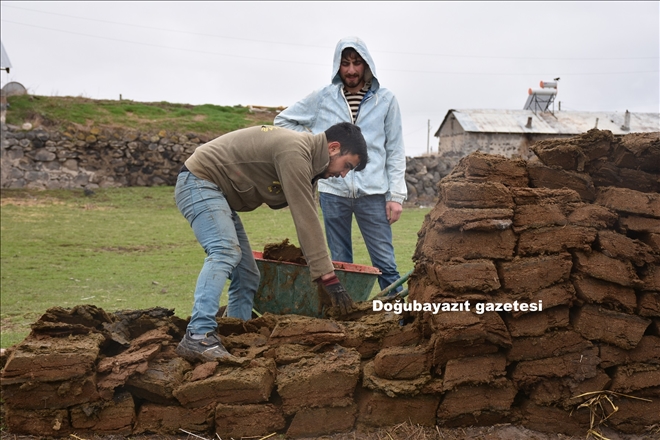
{"left": 510, "top": 187, "right": 582, "bottom": 206}
{"left": 526, "top": 162, "right": 596, "bottom": 202}
{"left": 1, "top": 374, "right": 100, "bottom": 410}
{"left": 287, "top": 404, "right": 357, "bottom": 438}
{"left": 519, "top": 399, "right": 591, "bottom": 437}
{"left": 573, "top": 250, "right": 642, "bottom": 288}
{"left": 430, "top": 336, "right": 500, "bottom": 370}
{"left": 415, "top": 227, "right": 517, "bottom": 262}
{"left": 567, "top": 203, "right": 618, "bottom": 229}
{"left": 276, "top": 346, "right": 360, "bottom": 415}
{"left": 426, "top": 259, "right": 500, "bottom": 292}
{"left": 531, "top": 141, "right": 587, "bottom": 171}
{"left": 573, "top": 304, "right": 651, "bottom": 349}
{"left": 362, "top": 359, "right": 431, "bottom": 397}
{"left": 436, "top": 378, "right": 516, "bottom": 420}
{"left": 442, "top": 353, "right": 506, "bottom": 390}
{"left": 610, "top": 363, "right": 660, "bottom": 393}
{"left": 214, "top": 403, "right": 286, "bottom": 439}
{"left": 614, "top": 132, "right": 660, "bottom": 173}
{"left": 446, "top": 151, "right": 529, "bottom": 187}
{"left": 512, "top": 346, "right": 600, "bottom": 388}
{"left": 497, "top": 253, "right": 573, "bottom": 295}
{"left": 262, "top": 343, "right": 318, "bottom": 365}
{"left": 607, "top": 394, "right": 660, "bottom": 434}
{"left": 528, "top": 370, "right": 611, "bottom": 409}
{"left": 619, "top": 215, "right": 660, "bottom": 234}
{"left": 513, "top": 203, "right": 568, "bottom": 231}
{"left": 70, "top": 391, "right": 135, "bottom": 434}
{"left": 4, "top": 407, "right": 71, "bottom": 436}
{"left": 597, "top": 230, "right": 657, "bottom": 266}
{"left": 173, "top": 357, "right": 276, "bottom": 408}
{"left": 599, "top": 336, "right": 660, "bottom": 368}
{"left": 429, "top": 310, "right": 511, "bottom": 349}
{"left": 427, "top": 204, "right": 513, "bottom": 231}
{"left": 589, "top": 160, "right": 660, "bottom": 193}
{"left": 134, "top": 403, "right": 213, "bottom": 435}
{"left": 572, "top": 274, "right": 638, "bottom": 313}
{"left": 355, "top": 387, "right": 439, "bottom": 428}
{"left": 502, "top": 283, "right": 575, "bottom": 318}
{"left": 507, "top": 330, "right": 593, "bottom": 362}
{"left": 596, "top": 186, "right": 660, "bottom": 218}
{"left": 517, "top": 225, "right": 596, "bottom": 255}
{"left": 1, "top": 333, "right": 105, "bottom": 385}
{"left": 373, "top": 345, "right": 430, "bottom": 380}
{"left": 125, "top": 357, "right": 192, "bottom": 405}
{"left": 439, "top": 181, "right": 514, "bottom": 209}
{"left": 503, "top": 306, "right": 570, "bottom": 337}
{"left": 641, "top": 264, "right": 660, "bottom": 293}
{"left": 638, "top": 291, "right": 660, "bottom": 317}
{"left": 268, "top": 315, "right": 345, "bottom": 346}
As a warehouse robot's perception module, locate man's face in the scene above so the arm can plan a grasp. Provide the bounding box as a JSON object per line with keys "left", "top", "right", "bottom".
{"left": 323, "top": 143, "right": 360, "bottom": 179}
{"left": 339, "top": 52, "right": 366, "bottom": 92}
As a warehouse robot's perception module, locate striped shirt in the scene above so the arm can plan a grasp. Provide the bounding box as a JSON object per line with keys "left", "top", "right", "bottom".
{"left": 343, "top": 82, "right": 371, "bottom": 123}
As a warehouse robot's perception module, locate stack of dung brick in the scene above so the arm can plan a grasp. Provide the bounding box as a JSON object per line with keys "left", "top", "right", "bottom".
{"left": 409, "top": 129, "right": 660, "bottom": 436}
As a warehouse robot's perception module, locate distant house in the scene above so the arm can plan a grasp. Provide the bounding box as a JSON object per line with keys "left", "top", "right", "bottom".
{"left": 434, "top": 108, "right": 660, "bottom": 160}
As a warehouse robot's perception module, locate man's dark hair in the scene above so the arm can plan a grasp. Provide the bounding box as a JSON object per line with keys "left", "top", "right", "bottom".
{"left": 341, "top": 47, "right": 363, "bottom": 62}
{"left": 324, "top": 123, "right": 368, "bottom": 171}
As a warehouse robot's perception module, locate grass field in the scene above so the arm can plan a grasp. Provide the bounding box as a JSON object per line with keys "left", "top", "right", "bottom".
{"left": 0, "top": 187, "right": 431, "bottom": 348}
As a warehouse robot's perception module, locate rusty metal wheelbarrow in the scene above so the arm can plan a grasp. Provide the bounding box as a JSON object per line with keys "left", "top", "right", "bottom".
{"left": 251, "top": 251, "right": 381, "bottom": 318}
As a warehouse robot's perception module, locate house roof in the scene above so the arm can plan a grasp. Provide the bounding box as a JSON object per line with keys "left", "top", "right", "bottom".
{"left": 435, "top": 109, "right": 659, "bottom": 137}
{"left": 1, "top": 42, "right": 12, "bottom": 72}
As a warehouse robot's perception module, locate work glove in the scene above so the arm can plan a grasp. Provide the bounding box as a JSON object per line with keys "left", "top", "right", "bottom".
{"left": 316, "top": 274, "right": 353, "bottom": 316}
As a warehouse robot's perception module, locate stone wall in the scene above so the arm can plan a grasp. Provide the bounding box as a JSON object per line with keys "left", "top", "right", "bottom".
{"left": 0, "top": 123, "right": 212, "bottom": 190}
{"left": 1, "top": 123, "right": 450, "bottom": 204}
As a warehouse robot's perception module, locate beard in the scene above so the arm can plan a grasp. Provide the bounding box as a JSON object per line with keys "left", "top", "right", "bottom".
{"left": 342, "top": 74, "right": 363, "bottom": 89}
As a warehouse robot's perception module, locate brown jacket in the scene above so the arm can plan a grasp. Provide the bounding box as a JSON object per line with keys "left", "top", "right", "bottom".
{"left": 184, "top": 125, "right": 334, "bottom": 279}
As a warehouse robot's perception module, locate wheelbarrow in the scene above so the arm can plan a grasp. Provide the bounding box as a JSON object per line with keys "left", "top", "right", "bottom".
{"left": 251, "top": 251, "right": 381, "bottom": 318}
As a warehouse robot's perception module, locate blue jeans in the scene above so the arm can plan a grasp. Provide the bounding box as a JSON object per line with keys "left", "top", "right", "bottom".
{"left": 319, "top": 192, "right": 401, "bottom": 293}
{"left": 175, "top": 171, "right": 260, "bottom": 332}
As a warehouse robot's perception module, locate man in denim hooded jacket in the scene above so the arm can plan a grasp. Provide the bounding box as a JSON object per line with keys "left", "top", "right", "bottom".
{"left": 275, "top": 36, "right": 406, "bottom": 294}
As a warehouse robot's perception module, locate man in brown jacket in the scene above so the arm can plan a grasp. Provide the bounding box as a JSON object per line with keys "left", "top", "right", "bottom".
{"left": 174, "top": 122, "right": 368, "bottom": 362}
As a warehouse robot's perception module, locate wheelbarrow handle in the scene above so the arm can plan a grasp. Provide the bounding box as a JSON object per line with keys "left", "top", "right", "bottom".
{"left": 373, "top": 269, "right": 413, "bottom": 299}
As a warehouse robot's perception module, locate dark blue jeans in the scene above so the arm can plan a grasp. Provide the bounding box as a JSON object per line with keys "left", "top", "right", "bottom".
{"left": 319, "top": 192, "right": 401, "bottom": 293}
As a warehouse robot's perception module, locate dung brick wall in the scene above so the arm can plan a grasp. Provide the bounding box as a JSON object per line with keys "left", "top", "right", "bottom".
{"left": 1, "top": 129, "right": 658, "bottom": 438}
{"left": 410, "top": 129, "right": 659, "bottom": 435}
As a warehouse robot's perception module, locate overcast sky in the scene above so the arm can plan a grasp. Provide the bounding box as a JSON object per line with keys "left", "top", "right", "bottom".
{"left": 1, "top": 1, "right": 658, "bottom": 156}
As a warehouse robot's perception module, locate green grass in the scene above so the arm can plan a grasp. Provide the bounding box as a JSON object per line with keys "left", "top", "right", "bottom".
{"left": 5, "top": 95, "right": 277, "bottom": 136}
{"left": 0, "top": 187, "right": 430, "bottom": 348}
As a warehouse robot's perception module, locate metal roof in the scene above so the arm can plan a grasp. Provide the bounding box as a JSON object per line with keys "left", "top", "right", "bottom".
{"left": 1, "top": 42, "right": 12, "bottom": 72}
{"left": 435, "top": 109, "right": 660, "bottom": 137}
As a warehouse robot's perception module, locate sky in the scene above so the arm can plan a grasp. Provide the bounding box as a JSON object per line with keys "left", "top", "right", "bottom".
{"left": 1, "top": 1, "right": 658, "bottom": 157}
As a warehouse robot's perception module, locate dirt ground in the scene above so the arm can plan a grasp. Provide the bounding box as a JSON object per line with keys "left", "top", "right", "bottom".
{"left": 0, "top": 423, "right": 651, "bottom": 440}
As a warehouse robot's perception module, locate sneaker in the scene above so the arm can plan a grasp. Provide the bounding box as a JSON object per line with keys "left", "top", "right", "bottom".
{"left": 175, "top": 331, "right": 234, "bottom": 362}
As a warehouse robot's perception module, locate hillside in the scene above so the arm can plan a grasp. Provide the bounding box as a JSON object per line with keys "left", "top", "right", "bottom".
{"left": 3, "top": 94, "right": 280, "bottom": 137}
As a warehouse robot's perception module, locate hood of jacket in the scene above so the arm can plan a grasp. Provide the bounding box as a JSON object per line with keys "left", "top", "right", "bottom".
{"left": 331, "top": 36, "right": 379, "bottom": 92}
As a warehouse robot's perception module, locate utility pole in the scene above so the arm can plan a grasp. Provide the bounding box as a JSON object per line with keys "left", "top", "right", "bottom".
{"left": 427, "top": 119, "right": 430, "bottom": 155}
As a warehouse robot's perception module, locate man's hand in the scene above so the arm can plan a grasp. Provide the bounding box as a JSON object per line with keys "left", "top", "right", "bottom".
{"left": 386, "top": 201, "right": 403, "bottom": 225}
{"left": 316, "top": 273, "right": 354, "bottom": 315}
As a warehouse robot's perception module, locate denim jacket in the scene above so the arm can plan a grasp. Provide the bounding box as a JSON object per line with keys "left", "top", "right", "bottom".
{"left": 274, "top": 36, "right": 407, "bottom": 204}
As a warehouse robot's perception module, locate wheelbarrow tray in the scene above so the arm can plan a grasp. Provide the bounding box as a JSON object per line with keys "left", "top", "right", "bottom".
{"left": 252, "top": 251, "right": 380, "bottom": 317}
